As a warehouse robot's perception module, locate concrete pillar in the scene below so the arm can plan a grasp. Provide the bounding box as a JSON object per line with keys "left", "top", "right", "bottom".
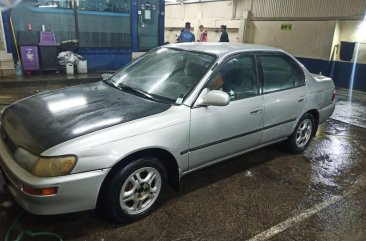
{"left": 238, "top": 19, "right": 246, "bottom": 43}
{"left": 0, "top": 11, "right": 7, "bottom": 51}
{"left": 237, "top": 10, "right": 252, "bottom": 43}
{"left": 242, "top": 10, "right": 254, "bottom": 43}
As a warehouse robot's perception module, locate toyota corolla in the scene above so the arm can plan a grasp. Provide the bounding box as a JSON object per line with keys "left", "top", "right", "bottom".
{"left": 0, "top": 43, "right": 335, "bottom": 222}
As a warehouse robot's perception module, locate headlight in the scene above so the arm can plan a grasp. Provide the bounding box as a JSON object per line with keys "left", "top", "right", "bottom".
{"left": 14, "top": 148, "right": 77, "bottom": 177}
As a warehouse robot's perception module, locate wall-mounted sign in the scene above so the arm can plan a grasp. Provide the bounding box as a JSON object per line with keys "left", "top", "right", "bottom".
{"left": 281, "top": 23, "right": 293, "bottom": 31}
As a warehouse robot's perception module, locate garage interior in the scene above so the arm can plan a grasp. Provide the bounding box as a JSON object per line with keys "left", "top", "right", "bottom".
{"left": 1, "top": 0, "right": 366, "bottom": 240}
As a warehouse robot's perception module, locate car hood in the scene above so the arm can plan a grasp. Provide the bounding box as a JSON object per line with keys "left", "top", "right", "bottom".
{"left": 1, "top": 81, "right": 171, "bottom": 155}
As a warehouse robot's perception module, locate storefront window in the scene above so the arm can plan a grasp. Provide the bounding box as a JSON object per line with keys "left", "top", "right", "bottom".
{"left": 77, "top": 0, "right": 131, "bottom": 48}
{"left": 11, "top": 0, "right": 76, "bottom": 43}
{"left": 11, "top": 0, "right": 132, "bottom": 48}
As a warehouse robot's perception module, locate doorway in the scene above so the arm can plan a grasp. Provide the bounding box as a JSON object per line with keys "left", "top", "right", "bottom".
{"left": 137, "top": 0, "right": 160, "bottom": 51}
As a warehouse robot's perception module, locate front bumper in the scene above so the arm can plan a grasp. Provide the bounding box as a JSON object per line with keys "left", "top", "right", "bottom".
{"left": 0, "top": 130, "right": 110, "bottom": 215}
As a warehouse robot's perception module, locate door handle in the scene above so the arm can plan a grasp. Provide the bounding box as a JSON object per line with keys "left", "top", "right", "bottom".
{"left": 298, "top": 98, "right": 305, "bottom": 102}
{"left": 250, "top": 109, "right": 262, "bottom": 114}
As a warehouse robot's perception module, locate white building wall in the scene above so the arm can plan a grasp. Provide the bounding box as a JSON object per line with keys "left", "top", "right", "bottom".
{"left": 165, "top": 0, "right": 366, "bottom": 62}
{"left": 338, "top": 20, "right": 366, "bottom": 63}
{"left": 234, "top": 0, "right": 252, "bottom": 19}
{"left": 165, "top": 1, "right": 242, "bottom": 44}
{"left": 247, "top": 21, "right": 337, "bottom": 59}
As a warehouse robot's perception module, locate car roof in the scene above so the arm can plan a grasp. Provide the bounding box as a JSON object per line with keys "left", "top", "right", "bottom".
{"left": 165, "top": 43, "right": 283, "bottom": 57}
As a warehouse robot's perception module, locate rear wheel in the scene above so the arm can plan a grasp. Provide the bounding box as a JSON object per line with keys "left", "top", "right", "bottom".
{"left": 287, "top": 113, "right": 315, "bottom": 153}
{"left": 100, "top": 158, "right": 166, "bottom": 223}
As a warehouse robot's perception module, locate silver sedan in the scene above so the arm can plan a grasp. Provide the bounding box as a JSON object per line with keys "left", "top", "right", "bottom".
{"left": 0, "top": 43, "right": 335, "bottom": 222}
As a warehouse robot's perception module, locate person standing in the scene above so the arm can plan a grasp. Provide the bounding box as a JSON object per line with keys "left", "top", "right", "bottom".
{"left": 179, "top": 22, "right": 195, "bottom": 43}
{"left": 198, "top": 25, "right": 208, "bottom": 42}
{"left": 176, "top": 29, "right": 184, "bottom": 43}
{"left": 219, "top": 25, "right": 229, "bottom": 42}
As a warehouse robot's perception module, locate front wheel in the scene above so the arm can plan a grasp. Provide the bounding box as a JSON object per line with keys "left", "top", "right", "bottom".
{"left": 100, "top": 158, "right": 166, "bottom": 223}
{"left": 287, "top": 113, "right": 315, "bottom": 153}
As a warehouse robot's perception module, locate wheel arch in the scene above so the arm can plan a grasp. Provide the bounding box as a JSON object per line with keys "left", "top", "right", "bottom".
{"left": 306, "top": 109, "right": 319, "bottom": 136}
{"left": 97, "top": 148, "right": 180, "bottom": 208}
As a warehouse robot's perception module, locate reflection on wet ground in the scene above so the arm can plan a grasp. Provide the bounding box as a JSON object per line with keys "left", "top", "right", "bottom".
{"left": 332, "top": 90, "right": 366, "bottom": 128}
{"left": 0, "top": 87, "right": 365, "bottom": 241}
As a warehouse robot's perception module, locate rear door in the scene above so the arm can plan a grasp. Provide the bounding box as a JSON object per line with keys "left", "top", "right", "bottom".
{"left": 257, "top": 52, "right": 307, "bottom": 144}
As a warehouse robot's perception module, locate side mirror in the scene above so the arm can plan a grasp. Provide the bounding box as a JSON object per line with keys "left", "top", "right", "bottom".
{"left": 102, "top": 73, "right": 113, "bottom": 80}
{"left": 196, "top": 90, "right": 230, "bottom": 106}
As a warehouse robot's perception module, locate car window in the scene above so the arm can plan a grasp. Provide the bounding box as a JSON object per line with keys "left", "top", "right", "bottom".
{"left": 260, "top": 54, "right": 305, "bottom": 93}
{"left": 110, "top": 48, "right": 216, "bottom": 103}
{"left": 292, "top": 61, "right": 306, "bottom": 87}
{"left": 207, "top": 55, "right": 258, "bottom": 101}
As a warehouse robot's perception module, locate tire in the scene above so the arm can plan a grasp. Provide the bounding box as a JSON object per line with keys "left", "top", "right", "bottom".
{"left": 100, "top": 158, "right": 167, "bottom": 223}
{"left": 287, "top": 113, "right": 315, "bottom": 154}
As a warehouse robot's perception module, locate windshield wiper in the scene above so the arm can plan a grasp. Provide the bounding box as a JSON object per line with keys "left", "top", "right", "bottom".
{"left": 117, "top": 84, "right": 161, "bottom": 102}
{"left": 105, "top": 80, "right": 171, "bottom": 104}
{"left": 104, "top": 78, "right": 118, "bottom": 88}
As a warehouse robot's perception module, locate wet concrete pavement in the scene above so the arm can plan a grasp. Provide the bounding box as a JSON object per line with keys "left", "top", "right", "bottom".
{"left": 332, "top": 89, "right": 366, "bottom": 128}
{"left": 0, "top": 87, "right": 366, "bottom": 241}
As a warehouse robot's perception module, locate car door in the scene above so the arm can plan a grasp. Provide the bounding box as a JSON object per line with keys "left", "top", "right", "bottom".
{"left": 258, "top": 52, "right": 307, "bottom": 144}
{"left": 187, "top": 53, "right": 264, "bottom": 171}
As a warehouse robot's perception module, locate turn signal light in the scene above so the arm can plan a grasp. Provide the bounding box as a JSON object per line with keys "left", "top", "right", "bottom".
{"left": 22, "top": 186, "right": 58, "bottom": 196}
{"left": 332, "top": 89, "right": 336, "bottom": 101}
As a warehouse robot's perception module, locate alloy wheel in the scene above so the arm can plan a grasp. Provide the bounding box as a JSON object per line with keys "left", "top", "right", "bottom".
{"left": 295, "top": 119, "right": 313, "bottom": 148}
{"left": 119, "top": 167, "right": 162, "bottom": 215}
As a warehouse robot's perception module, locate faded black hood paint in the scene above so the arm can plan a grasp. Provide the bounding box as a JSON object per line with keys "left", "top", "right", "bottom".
{"left": 1, "top": 81, "right": 171, "bottom": 155}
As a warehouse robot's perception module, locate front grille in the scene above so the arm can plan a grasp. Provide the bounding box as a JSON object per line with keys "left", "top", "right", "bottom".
{"left": 0, "top": 127, "right": 17, "bottom": 154}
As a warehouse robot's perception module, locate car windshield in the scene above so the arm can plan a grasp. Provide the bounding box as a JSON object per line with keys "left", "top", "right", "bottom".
{"left": 109, "top": 48, "right": 216, "bottom": 104}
